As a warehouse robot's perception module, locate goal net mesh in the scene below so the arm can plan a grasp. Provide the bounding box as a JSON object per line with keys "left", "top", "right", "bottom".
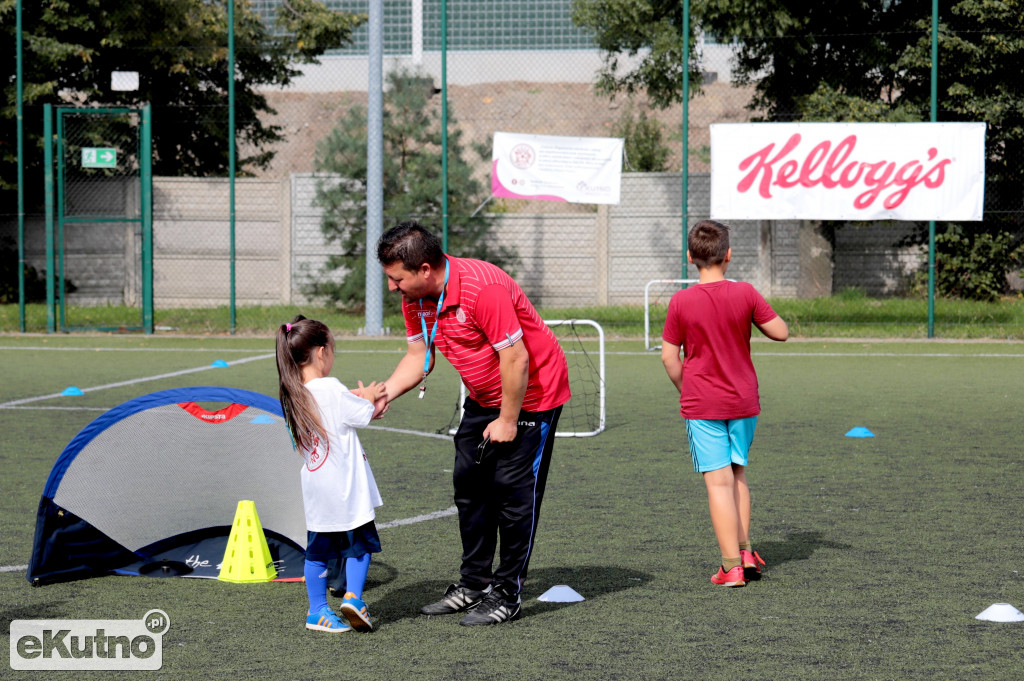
{"left": 443, "top": 319, "right": 605, "bottom": 437}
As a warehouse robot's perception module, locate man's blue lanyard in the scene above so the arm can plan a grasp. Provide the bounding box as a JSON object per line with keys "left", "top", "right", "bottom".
{"left": 417, "top": 258, "right": 449, "bottom": 396}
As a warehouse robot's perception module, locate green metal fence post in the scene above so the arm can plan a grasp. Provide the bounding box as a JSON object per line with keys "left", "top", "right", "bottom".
{"left": 16, "top": 0, "right": 25, "bottom": 331}
{"left": 441, "top": 0, "right": 449, "bottom": 251}
{"left": 44, "top": 105, "right": 55, "bottom": 333}
{"left": 228, "top": 0, "right": 237, "bottom": 334}
{"left": 928, "top": 0, "right": 938, "bottom": 338}
{"left": 681, "top": 1, "right": 690, "bottom": 279}
{"left": 55, "top": 109, "right": 67, "bottom": 331}
{"left": 142, "top": 104, "right": 154, "bottom": 333}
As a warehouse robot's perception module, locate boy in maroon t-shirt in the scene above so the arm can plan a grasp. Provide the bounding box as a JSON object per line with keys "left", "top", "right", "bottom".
{"left": 661, "top": 220, "right": 789, "bottom": 587}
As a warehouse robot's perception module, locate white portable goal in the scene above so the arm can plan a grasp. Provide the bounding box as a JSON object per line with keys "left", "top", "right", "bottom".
{"left": 448, "top": 319, "right": 606, "bottom": 437}
{"left": 644, "top": 279, "right": 699, "bottom": 350}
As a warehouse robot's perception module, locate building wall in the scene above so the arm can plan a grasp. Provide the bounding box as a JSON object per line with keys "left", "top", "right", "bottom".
{"left": 9, "top": 173, "right": 948, "bottom": 309}
{"left": 833, "top": 222, "right": 924, "bottom": 295}
{"left": 151, "top": 177, "right": 291, "bottom": 308}
{"left": 285, "top": 172, "right": 814, "bottom": 308}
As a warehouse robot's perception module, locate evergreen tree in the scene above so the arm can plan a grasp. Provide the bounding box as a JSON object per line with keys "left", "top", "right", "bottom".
{"left": 310, "top": 69, "right": 515, "bottom": 311}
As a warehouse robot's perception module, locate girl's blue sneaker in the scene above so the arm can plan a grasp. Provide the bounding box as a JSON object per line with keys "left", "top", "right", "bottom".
{"left": 340, "top": 592, "right": 373, "bottom": 631}
{"left": 305, "top": 606, "right": 353, "bottom": 633}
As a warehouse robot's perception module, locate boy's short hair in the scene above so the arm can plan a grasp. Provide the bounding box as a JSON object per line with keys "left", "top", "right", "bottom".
{"left": 688, "top": 220, "right": 731, "bottom": 268}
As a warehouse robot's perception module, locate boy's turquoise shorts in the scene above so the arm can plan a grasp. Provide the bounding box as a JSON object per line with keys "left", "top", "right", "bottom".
{"left": 684, "top": 417, "right": 758, "bottom": 473}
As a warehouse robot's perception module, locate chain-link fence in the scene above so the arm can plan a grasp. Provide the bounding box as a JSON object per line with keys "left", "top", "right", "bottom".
{"left": 244, "top": 1, "right": 741, "bottom": 330}
{"left": 5, "top": 1, "right": 1022, "bottom": 335}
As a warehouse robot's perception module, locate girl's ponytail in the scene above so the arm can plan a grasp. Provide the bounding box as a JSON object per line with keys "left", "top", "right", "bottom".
{"left": 275, "top": 315, "right": 332, "bottom": 453}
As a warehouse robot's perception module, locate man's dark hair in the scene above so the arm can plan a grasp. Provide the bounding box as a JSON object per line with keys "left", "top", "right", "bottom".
{"left": 376, "top": 220, "right": 446, "bottom": 271}
{"left": 687, "top": 220, "right": 731, "bottom": 269}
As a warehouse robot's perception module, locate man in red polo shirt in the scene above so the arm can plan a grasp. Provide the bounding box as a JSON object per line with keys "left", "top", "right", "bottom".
{"left": 377, "top": 220, "right": 570, "bottom": 626}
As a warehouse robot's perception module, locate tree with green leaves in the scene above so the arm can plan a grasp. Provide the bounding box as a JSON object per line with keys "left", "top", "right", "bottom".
{"left": 613, "top": 103, "right": 672, "bottom": 172}
{"left": 572, "top": 0, "right": 1024, "bottom": 298}
{"left": 570, "top": 0, "right": 703, "bottom": 109}
{"left": 309, "top": 69, "right": 515, "bottom": 311}
{"left": 924, "top": 225, "right": 1024, "bottom": 302}
{"left": 1, "top": 0, "right": 364, "bottom": 204}
{"left": 572, "top": 0, "right": 935, "bottom": 119}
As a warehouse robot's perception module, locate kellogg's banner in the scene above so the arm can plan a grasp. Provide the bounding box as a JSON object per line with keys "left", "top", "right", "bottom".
{"left": 710, "top": 123, "right": 986, "bottom": 221}
{"left": 492, "top": 131, "right": 623, "bottom": 204}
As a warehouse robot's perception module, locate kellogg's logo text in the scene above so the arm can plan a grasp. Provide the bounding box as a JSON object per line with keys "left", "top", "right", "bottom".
{"left": 736, "top": 133, "right": 951, "bottom": 210}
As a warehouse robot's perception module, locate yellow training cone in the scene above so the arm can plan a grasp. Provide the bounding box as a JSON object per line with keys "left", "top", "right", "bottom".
{"left": 218, "top": 500, "right": 278, "bottom": 583}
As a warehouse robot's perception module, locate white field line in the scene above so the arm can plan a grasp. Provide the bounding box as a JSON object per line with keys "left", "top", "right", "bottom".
{"left": 0, "top": 346, "right": 406, "bottom": 353}
{"left": 0, "top": 506, "right": 458, "bottom": 575}
{"left": 377, "top": 506, "right": 458, "bottom": 529}
{"left": 753, "top": 351, "right": 1024, "bottom": 358}
{"left": 611, "top": 350, "right": 1024, "bottom": 358}
{"left": 7, "top": 345, "right": 1022, "bottom": 359}
{"left": 0, "top": 412, "right": 457, "bottom": 431}
{"left": 0, "top": 346, "right": 272, "bottom": 353}
{"left": 2, "top": 406, "right": 110, "bottom": 411}
{"left": 365, "top": 424, "right": 453, "bottom": 441}
{"left": 0, "top": 353, "right": 275, "bottom": 408}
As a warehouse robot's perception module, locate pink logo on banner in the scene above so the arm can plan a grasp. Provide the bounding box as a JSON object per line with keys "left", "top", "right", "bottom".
{"left": 510, "top": 143, "right": 535, "bottom": 169}
{"left": 736, "top": 133, "right": 952, "bottom": 210}
{"left": 491, "top": 160, "right": 566, "bottom": 202}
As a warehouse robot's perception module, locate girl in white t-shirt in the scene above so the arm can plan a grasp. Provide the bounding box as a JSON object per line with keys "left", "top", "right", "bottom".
{"left": 276, "top": 315, "right": 387, "bottom": 633}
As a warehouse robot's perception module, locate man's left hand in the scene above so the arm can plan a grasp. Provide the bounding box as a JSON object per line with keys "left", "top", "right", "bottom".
{"left": 483, "top": 417, "right": 518, "bottom": 443}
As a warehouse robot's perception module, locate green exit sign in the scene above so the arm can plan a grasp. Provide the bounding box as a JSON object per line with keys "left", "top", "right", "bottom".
{"left": 82, "top": 147, "right": 117, "bottom": 168}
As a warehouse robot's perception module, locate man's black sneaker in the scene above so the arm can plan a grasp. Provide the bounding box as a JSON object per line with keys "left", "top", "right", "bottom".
{"left": 420, "top": 583, "right": 490, "bottom": 616}
{"left": 458, "top": 588, "right": 521, "bottom": 626}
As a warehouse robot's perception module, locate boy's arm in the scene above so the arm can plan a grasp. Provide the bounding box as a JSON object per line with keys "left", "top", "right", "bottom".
{"left": 756, "top": 315, "right": 789, "bottom": 341}
{"left": 660, "top": 342, "right": 684, "bottom": 394}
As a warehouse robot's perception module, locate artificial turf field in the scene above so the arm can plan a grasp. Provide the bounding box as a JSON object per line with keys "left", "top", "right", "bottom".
{"left": 1, "top": 334, "right": 1022, "bottom": 680}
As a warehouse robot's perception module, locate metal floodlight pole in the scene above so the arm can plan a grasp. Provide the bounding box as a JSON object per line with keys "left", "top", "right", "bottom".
{"left": 927, "top": 0, "right": 938, "bottom": 338}
{"left": 228, "top": 0, "right": 237, "bottom": 334}
{"left": 441, "top": 0, "right": 449, "bottom": 252}
{"left": 681, "top": 1, "right": 690, "bottom": 279}
{"left": 364, "top": 0, "right": 384, "bottom": 336}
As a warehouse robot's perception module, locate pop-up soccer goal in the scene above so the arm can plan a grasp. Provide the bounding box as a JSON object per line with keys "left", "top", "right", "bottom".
{"left": 26, "top": 387, "right": 306, "bottom": 585}
{"left": 446, "top": 319, "right": 606, "bottom": 437}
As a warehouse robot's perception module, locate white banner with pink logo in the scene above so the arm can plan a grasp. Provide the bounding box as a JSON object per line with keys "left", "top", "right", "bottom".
{"left": 710, "top": 122, "right": 986, "bottom": 221}
{"left": 492, "top": 131, "right": 623, "bottom": 204}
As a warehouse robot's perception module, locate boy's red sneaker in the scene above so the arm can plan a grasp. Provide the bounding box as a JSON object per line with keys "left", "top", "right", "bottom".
{"left": 741, "top": 549, "right": 766, "bottom": 581}
{"left": 711, "top": 565, "right": 746, "bottom": 587}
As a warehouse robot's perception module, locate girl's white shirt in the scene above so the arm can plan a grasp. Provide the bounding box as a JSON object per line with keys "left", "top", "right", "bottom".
{"left": 299, "top": 376, "right": 382, "bottom": 532}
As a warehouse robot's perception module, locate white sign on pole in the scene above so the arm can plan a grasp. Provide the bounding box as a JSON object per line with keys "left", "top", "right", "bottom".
{"left": 492, "top": 131, "right": 623, "bottom": 205}
{"left": 710, "top": 122, "right": 986, "bottom": 221}
{"left": 111, "top": 71, "right": 140, "bottom": 91}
